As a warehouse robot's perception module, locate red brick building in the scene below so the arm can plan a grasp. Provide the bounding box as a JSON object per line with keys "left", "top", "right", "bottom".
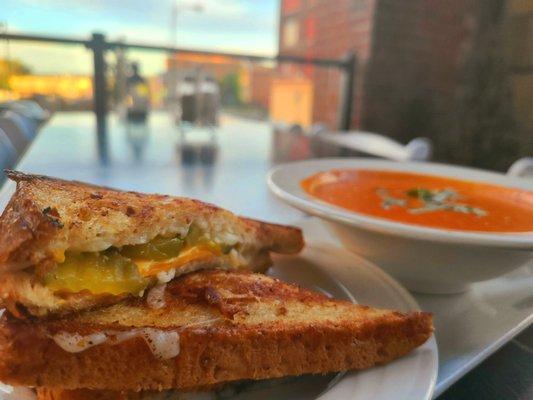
{"left": 278, "top": 0, "right": 470, "bottom": 135}
{"left": 242, "top": 64, "right": 275, "bottom": 110}
{"left": 166, "top": 53, "right": 241, "bottom": 82}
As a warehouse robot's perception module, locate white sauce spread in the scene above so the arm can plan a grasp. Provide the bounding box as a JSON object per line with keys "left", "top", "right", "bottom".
{"left": 147, "top": 283, "right": 167, "bottom": 309}
{"left": 229, "top": 248, "right": 247, "bottom": 267}
{"left": 156, "top": 268, "right": 176, "bottom": 284}
{"left": 52, "top": 331, "right": 108, "bottom": 352}
{"left": 52, "top": 328, "right": 180, "bottom": 359}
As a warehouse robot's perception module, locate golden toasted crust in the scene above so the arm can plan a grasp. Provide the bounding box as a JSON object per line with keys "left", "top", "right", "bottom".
{"left": 0, "top": 171, "right": 303, "bottom": 316}
{"left": 0, "top": 270, "right": 433, "bottom": 391}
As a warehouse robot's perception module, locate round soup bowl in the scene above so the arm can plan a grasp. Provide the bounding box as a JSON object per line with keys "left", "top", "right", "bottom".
{"left": 268, "top": 158, "right": 533, "bottom": 294}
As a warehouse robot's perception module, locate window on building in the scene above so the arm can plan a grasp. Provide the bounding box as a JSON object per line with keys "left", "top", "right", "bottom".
{"left": 283, "top": 18, "right": 300, "bottom": 48}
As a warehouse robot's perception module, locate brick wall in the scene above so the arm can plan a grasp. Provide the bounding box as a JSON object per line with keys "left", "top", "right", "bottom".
{"left": 362, "top": 0, "right": 471, "bottom": 143}
{"left": 279, "top": 0, "right": 522, "bottom": 170}
{"left": 248, "top": 66, "right": 274, "bottom": 109}
{"left": 279, "top": 0, "right": 470, "bottom": 133}
{"left": 279, "top": 0, "right": 376, "bottom": 129}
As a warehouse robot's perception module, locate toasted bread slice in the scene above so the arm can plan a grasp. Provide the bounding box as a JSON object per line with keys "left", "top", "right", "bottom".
{"left": 0, "top": 270, "right": 433, "bottom": 391}
{"left": 0, "top": 171, "right": 303, "bottom": 317}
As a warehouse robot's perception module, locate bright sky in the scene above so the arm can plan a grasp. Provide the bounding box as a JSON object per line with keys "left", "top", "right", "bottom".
{"left": 0, "top": 0, "right": 279, "bottom": 75}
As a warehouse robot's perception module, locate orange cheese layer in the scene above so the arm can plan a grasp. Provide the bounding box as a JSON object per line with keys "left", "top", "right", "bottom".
{"left": 135, "top": 244, "right": 223, "bottom": 277}
{"left": 44, "top": 244, "right": 224, "bottom": 296}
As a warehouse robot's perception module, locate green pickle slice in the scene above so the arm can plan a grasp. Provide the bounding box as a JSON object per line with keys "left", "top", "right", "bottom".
{"left": 120, "top": 236, "right": 185, "bottom": 261}
{"left": 44, "top": 226, "right": 233, "bottom": 295}
{"left": 44, "top": 250, "right": 148, "bottom": 296}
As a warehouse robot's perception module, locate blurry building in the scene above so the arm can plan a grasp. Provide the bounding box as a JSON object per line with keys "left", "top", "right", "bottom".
{"left": 0, "top": 59, "right": 30, "bottom": 101}
{"left": 7, "top": 74, "right": 92, "bottom": 109}
{"left": 148, "top": 75, "right": 165, "bottom": 108}
{"left": 166, "top": 53, "right": 274, "bottom": 110}
{"left": 0, "top": 90, "right": 17, "bottom": 102}
{"left": 277, "top": 0, "right": 532, "bottom": 169}
{"left": 270, "top": 77, "right": 313, "bottom": 127}
{"left": 277, "top": 0, "right": 469, "bottom": 131}
{"left": 240, "top": 63, "right": 274, "bottom": 110}
{"left": 167, "top": 53, "right": 240, "bottom": 82}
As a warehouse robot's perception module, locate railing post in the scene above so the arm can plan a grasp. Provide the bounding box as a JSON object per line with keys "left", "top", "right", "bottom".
{"left": 338, "top": 53, "right": 357, "bottom": 131}
{"left": 88, "top": 32, "right": 108, "bottom": 164}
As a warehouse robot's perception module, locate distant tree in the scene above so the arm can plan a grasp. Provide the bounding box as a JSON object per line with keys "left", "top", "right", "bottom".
{"left": 220, "top": 72, "right": 242, "bottom": 106}
{"left": 0, "top": 58, "right": 32, "bottom": 89}
{"left": 7, "top": 59, "right": 31, "bottom": 74}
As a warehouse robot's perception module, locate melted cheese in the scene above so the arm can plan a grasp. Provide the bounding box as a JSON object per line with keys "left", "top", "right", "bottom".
{"left": 135, "top": 244, "right": 222, "bottom": 277}
{"left": 146, "top": 283, "right": 167, "bottom": 309}
{"left": 44, "top": 242, "right": 226, "bottom": 296}
{"left": 52, "top": 328, "right": 180, "bottom": 359}
{"left": 51, "top": 249, "right": 66, "bottom": 263}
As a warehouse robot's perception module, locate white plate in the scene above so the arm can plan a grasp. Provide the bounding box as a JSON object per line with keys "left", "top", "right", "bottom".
{"left": 299, "top": 218, "right": 532, "bottom": 398}
{"left": 0, "top": 230, "right": 437, "bottom": 400}
{"left": 270, "top": 245, "right": 438, "bottom": 400}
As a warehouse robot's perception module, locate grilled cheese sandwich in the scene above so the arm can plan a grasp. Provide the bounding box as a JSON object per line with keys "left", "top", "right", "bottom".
{"left": 0, "top": 173, "right": 434, "bottom": 399}
{"left": 0, "top": 171, "right": 304, "bottom": 317}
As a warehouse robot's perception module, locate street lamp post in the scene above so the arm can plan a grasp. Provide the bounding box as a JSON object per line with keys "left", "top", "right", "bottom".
{"left": 168, "top": 1, "right": 204, "bottom": 109}
{"left": 170, "top": 1, "right": 204, "bottom": 48}
{"left": 0, "top": 23, "right": 10, "bottom": 79}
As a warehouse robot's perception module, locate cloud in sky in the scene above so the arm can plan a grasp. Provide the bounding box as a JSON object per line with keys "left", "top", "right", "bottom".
{"left": 0, "top": 0, "right": 279, "bottom": 74}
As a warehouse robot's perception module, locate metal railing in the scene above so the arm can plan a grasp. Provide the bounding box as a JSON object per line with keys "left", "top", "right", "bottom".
{"left": 0, "top": 31, "right": 357, "bottom": 162}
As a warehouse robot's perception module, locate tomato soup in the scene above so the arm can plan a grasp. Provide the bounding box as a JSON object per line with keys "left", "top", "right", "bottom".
{"left": 301, "top": 169, "right": 533, "bottom": 232}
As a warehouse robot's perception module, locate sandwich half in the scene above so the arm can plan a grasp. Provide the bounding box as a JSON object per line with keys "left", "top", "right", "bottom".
{"left": 0, "top": 171, "right": 303, "bottom": 317}
{"left": 0, "top": 270, "right": 433, "bottom": 392}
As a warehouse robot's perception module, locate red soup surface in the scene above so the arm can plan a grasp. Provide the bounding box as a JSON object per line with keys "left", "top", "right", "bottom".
{"left": 301, "top": 169, "right": 533, "bottom": 232}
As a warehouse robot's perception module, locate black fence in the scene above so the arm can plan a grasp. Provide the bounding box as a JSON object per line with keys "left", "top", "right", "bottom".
{"left": 0, "top": 32, "right": 357, "bottom": 162}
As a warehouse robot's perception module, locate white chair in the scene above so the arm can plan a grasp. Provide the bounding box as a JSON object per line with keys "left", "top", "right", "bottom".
{"left": 0, "top": 127, "right": 18, "bottom": 172}
{"left": 2, "top": 110, "right": 37, "bottom": 140}
{"left": 312, "top": 127, "right": 432, "bottom": 161}
{"left": 9, "top": 100, "right": 50, "bottom": 124}
{"left": 0, "top": 116, "right": 31, "bottom": 155}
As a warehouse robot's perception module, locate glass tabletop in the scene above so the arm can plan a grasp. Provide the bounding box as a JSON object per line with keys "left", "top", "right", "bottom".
{"left": 1, "top": 111, "right": 531, "bottom": 400}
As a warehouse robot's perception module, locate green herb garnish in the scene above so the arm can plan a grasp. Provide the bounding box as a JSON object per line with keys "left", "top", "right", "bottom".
{"left": 377, "top": 186, "right": 488, "bottom": 217}
{"left": 406, "top": 188, "right": 433, "bottom": 201}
